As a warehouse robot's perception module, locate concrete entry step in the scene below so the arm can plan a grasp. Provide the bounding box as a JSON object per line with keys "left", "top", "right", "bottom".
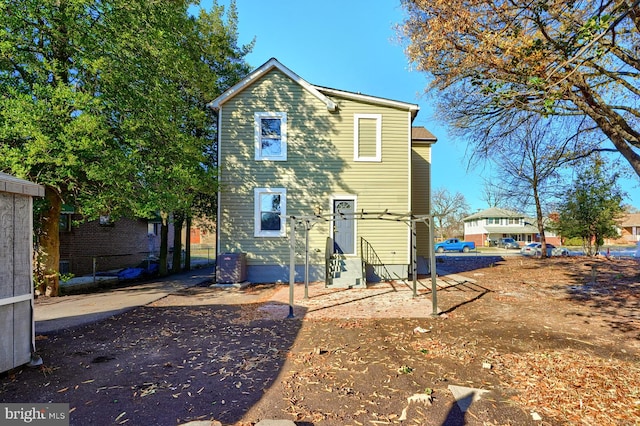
{"left": 328, "top": 257, "right": 364, "bottom": 288}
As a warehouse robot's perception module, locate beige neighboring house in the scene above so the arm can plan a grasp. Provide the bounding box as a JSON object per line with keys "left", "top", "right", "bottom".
{"left": 463, "top": 207, "right": 562, "bottom": 247}
{"left": 616, "top": 213, "right": 640, "bottom": 243}
{"left": 208, "top": 58, "right": 437, "bottom": 285}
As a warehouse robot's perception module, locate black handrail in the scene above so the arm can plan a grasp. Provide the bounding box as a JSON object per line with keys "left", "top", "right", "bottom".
{"left": 360, "top": 237, "right": 393, "bottom": 282}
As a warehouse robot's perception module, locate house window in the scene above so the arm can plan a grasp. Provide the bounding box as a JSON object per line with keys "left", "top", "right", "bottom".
{"left": 354, "top": 113, "right": 382, "bottom": 162}
{"left": 255, "top": 112, "right": 287, "bottom": 161}
{"left": 59, "top": 214, "right": 72, "bottom": 232}
{"left": 508, "top": 218, "right": 520, "bottom": 225}
{"left": 254, "top": 188, "right": 286, "bottom": 237}
{"left": 487, "top": 218, "right": 500, "bottom": 225}
{"left": 148, "top": 222, "right": 161, "bottom": 236}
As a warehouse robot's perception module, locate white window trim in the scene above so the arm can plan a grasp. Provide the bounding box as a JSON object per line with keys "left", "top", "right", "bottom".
{"left": 254, "top": 187, "right": 287, "bottom": 237}
{"left": 354, "top": 113, "right": 382, "bottom": 162}
{"left": 255, "top": 112, "right": 287, "bottom": 161}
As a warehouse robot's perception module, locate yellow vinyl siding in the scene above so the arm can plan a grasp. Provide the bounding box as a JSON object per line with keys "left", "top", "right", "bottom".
{"left": 318, "top": 97, "right": 411, "bottom": 264}
{"left": 219, "top": 70, "right": 336, "bottom": 266}
{"left": 218, "top": 68, "right": 413, "bottom": 267}
{"left": 412, "top": 144, "right": 432, "bottom": 258}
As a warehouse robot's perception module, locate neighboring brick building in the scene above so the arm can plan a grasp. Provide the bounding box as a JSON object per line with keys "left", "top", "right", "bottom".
{"left": 58, "top": 214, "right": 172, "bottom": 276}
{"left": 57, "top": 207, "right": 216, "bottom": 276}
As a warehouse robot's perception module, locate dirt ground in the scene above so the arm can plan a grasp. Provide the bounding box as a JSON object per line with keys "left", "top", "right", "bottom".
{"left": 1, "top": 255, "right": 639, "bottom": 425}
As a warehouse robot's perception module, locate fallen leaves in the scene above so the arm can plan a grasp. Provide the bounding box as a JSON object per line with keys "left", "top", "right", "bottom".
{"left": 6, "top": 256, "right": 640, "bottom": 425}
{"left": 493, "top": 349, "right": 640, "bottom": 424}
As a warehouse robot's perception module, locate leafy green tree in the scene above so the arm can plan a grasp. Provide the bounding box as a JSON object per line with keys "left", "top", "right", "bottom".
{"left": 400, "top": 0, "right": 640, "bottom": 178}
{"left": 0, "top": 0, "right": 251, "bottom": 291}
{"left": 556, "top": 157, "right": 625, "bottom": 256}
{"left": 166, "top": 3, "right": 251, "bottom": 273}
{"left": 84, "top": 1, "right": 250, "bottom": 276}
{"left": 0, "top": 0, "right": 117, "bottom": 295}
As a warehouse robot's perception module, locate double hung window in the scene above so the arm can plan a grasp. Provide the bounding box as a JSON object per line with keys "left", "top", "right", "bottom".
{"left": 255, "top": 112, "right": 287, "bottom": 161}
{"left": 254, "top": 188, "right": 286, "bottom": 237}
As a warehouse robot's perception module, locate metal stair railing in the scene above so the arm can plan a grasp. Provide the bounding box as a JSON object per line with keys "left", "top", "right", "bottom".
{"left": 360, "top": 237, "right": 394, "bottom": 282}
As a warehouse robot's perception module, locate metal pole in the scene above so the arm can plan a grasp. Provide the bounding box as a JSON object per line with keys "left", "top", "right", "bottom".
{"left": 429, "top": 216, "right": 438, "bottom": 316}
{"left": 304, "top": 220, "right": 309, "bottom": 300}
{"left": 288, "top": 217, "right": 296, "bottom": 318}
{"left": 412, "top": 219, "right": 417, "bottom": 297}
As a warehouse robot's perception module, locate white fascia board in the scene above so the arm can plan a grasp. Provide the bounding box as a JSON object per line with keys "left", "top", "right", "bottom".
{"left": 208, "top": 58, "right": 337, "bottom": 112}
{"left": 315, "top": 86, "right": 420, "bottom": 117}
{"left": 216, "top": 107, "right": 222, "bottom": 257}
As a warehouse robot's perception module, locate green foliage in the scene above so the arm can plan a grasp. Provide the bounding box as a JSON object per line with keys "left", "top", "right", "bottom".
{"left": 562, "top": 237, "right": 583, "bottom": 247}
{"left": 398, "top": 365, "right": 413, "bottom": 374}
{"left": 59, "top": 273, "right": 75, "bottom": 283}
{"left": 555, "top": 157, "right": 625, "bottom": 256}
{"left": 0, "top": 0, "right": 251, "bottom": 281}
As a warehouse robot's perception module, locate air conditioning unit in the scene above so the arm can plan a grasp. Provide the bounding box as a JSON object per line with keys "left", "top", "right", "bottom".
{"left": 216, "top": 253, "right": 247, "bottom": 284}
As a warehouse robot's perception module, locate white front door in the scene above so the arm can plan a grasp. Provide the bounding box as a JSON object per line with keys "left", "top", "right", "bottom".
{"left": 333, "top": 199, "right": 355, "bottom": 255}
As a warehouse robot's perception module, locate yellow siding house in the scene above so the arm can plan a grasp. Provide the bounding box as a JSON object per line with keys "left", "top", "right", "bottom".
{"left": 208, "top": 58, "right": 436, "bottom": 286}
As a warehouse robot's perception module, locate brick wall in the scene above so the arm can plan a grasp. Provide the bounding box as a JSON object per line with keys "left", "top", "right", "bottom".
{"left": 59, "top": 216, "right": 175, "bottom": 276}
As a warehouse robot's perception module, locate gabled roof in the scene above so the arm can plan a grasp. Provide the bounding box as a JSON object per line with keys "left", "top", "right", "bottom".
{"left": 208, "top": 58, "right": 337, "bottom": 112}
{"left": 464, "top": 207, "right": 523, "bottom": 221}
{"left": 207, "top": 58, "right": 420, "bottom": 119}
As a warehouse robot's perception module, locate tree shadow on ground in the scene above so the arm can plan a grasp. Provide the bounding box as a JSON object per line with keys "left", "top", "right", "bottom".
{"left": 561, "top": 257, "right": 640, "bottom": 339}
{"left": 1, "top": 303, "right": 306, "bottom": 425}
{"left": 434, "top": 255, "right": 505, "bottom": 275}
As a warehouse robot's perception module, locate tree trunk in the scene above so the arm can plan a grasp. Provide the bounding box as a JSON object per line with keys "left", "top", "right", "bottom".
{"left": 184, "top": 215, "right": 191, "bottom": 272}
{"left": 40, "top": 186, "right": 62, "bottom": 296}
{"left": 159, "top": 212, "right": 169, "bottom": 277}
{"left": 532, "top": 186, "right": 548, "bottom": 259}
{"left": 172, "top": 213, "right": 183, "bottom": 274}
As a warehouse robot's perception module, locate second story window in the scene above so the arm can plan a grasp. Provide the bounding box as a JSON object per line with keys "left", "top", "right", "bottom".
{"left": 255, "top": 112, "right": 287, "bottom": 161}
{"left": 354, "top": 113, "right": 382, "bottom": 162}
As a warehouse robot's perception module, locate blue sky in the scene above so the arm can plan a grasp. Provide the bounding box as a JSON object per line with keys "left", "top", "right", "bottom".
{"left": 202, "top": 0, "right": 639, "bottom": 213}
